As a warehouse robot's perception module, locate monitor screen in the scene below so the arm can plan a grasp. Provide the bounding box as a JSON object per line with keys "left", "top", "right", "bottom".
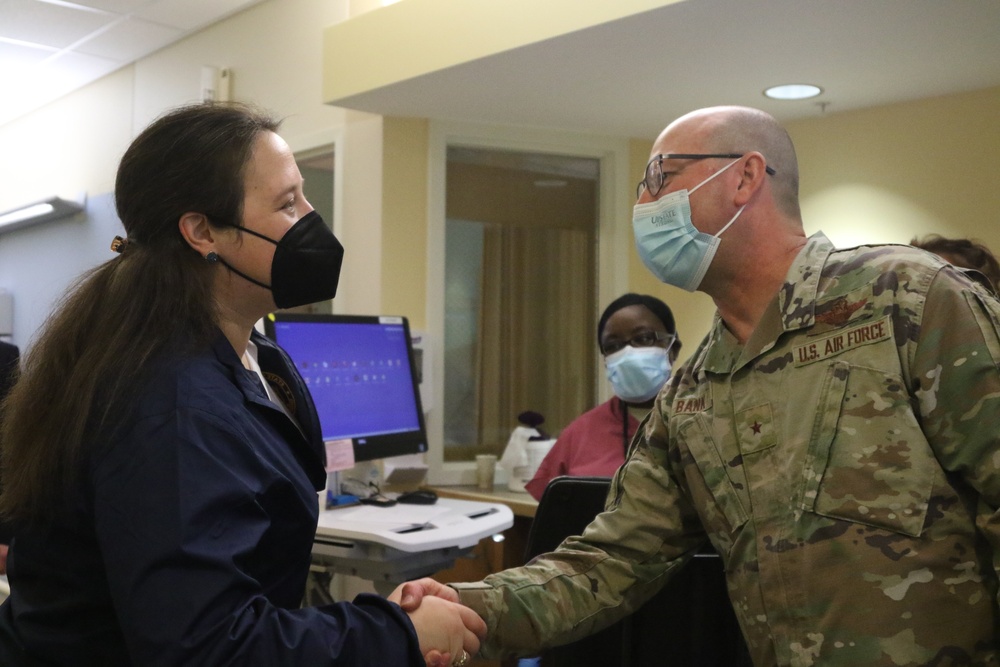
{"left": 264, "top": 313, "right": 428, "bottom": 462}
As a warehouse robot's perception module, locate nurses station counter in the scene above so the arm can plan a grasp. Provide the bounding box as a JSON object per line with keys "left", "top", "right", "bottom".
{"left": 430, "top": 485, "right": 539, "bottom": 519}
{"left": 311, "top": 496, "right": 514, "bottom": 594}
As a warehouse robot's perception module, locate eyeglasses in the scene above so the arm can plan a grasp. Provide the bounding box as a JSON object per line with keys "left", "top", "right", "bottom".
{"left": 636, "top": 153, "right": 777, "bottom": 200}
{"left": 601, "top": 330, "right": 676, "bottom": 357}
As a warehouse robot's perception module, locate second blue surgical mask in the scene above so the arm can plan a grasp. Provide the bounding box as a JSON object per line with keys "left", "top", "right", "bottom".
{"left": 604, "top": 346, "right": 672, "bottom": 403}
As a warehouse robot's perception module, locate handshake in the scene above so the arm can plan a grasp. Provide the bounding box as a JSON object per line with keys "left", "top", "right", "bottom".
{"left": 389, "top": 578, "right": 485, "bottom": 667}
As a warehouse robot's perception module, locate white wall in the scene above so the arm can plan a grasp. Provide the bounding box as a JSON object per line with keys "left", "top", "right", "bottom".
{"left": 0, "top": 0, "right": 386, "bottom": 350}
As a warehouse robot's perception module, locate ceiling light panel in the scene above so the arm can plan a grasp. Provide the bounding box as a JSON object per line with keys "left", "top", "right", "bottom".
{"left": 0, "top": 0, "right": 267, "bottom": 127}
{"left": 134, "top": 0, "right": 266, "bottom": 31}
{"left": 1, "top": 0, "right": 115, "bottom": 50}
{"left": 75, "top": 0, "right": 156, "bottom": 12}
{"left": 73, "top": 16, "right": 183, "bottom": 61}
{"left": 0, "top": 38, "right": 57, "bottom": 68}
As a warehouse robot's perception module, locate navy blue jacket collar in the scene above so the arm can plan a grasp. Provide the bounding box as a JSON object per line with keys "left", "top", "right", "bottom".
{"left": 210, "top": 330, "right": 327, "bottom": 490}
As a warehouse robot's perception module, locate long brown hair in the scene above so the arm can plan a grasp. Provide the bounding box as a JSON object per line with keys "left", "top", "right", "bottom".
{"left": 0, "top": 102, "right": 281, "bottom": 523}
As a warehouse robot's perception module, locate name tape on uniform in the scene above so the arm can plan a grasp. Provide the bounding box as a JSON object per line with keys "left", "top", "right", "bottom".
{"left": 673, "top": 395, "right": 712, "bottom": 414}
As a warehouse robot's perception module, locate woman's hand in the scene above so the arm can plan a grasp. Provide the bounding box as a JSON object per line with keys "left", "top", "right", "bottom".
{"left": 390, "top": 579, "right": 484, "bottom": 666}
{"left": 404, "top": 595, "right": 485, "bottom": 666}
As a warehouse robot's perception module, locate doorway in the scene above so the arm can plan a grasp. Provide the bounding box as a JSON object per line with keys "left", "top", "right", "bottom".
{"left": 443, "top": 146, "right": 599, "bottom": 461}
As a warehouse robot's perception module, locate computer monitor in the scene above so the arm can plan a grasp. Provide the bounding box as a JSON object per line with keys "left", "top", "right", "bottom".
{"left": 264, "top": 313, "right": 428, "bottom": 463}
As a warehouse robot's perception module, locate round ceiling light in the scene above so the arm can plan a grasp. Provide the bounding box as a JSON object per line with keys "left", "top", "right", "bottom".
{"left": 764, "top": 84, "right": 823, "bottom": 100}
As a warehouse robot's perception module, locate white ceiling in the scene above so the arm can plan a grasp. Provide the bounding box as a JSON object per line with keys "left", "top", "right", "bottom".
{"left": 330, "top": 0, "right": 1000, "bottom": 138}
{"left": 0, "top": 0, "right": 267, "bottom": 127}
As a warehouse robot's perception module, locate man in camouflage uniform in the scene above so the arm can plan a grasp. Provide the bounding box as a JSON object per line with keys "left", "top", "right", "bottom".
{"left": 396, "top": 106, "right": 1000, "bottom": 666}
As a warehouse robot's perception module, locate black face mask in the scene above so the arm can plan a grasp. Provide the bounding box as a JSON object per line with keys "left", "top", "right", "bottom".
{"left": 212, "top": 211, "right": 344, "bottom": 309}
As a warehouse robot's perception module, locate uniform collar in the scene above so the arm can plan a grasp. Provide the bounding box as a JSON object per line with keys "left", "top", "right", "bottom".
{"left": 211, "top": 330, "right": 326, "bottom": 489}
{"left": 701, "top": 232, "right": 833, "bottom": 374}
{"left": 209, "top": 330, "right": 279, "bottom": 408}
{"left": 776, "top": 232, "right": 834, "bottom": 332}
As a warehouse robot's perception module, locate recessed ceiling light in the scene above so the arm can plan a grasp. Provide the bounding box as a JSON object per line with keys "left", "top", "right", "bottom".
{"left": 764, "top": 84, "right": 823, "bottom": 100}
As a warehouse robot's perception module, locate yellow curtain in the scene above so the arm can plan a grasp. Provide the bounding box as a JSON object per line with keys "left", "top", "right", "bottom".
{"left": 475, "top": 225, "right": 594, "bottom": 453}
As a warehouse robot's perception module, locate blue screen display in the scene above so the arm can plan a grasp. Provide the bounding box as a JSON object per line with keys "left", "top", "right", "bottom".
{"left": 269, "top": 318, "right": 422, "bottom": 445}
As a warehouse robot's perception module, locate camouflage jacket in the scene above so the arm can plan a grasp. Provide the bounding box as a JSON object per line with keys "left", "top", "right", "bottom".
{"left": 453, "top": 233, "right": 1000, "bottom": 665}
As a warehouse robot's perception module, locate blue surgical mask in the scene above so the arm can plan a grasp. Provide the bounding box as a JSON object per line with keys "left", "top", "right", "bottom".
{"left": 604, "top": 346, "right": 671, "bottom": 403}
{"left": 632, "top": 158, "right": 744, "bottom": 291}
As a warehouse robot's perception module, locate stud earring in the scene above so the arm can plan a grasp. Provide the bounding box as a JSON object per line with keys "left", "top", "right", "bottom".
{"left": 206, "top": 252, "right": 218, "bottom": 263}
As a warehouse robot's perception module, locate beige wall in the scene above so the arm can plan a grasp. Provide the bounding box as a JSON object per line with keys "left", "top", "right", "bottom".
{"left": 789, "top": 86, "right": 1000, "bottom": 249}
{"left": 622, "top": 86, "right": 1000, "bottom": 364}
{"left": 381, "top": 117, "right": 430, "bottom": 328}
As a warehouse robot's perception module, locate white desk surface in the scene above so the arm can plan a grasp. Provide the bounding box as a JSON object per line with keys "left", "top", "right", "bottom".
{"left": 312, "top": 496, "right": 513, "bottom": 587}
{"left": 314, "top": 496, "right": 513, "bottom": 552}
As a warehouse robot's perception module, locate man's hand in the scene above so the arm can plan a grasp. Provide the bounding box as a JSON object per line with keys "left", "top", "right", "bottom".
{"left": 0, "top": 544, "right": 8, "bottom": 575}
{"left": 390, "top": 577, "right": 460, "bottom": 611}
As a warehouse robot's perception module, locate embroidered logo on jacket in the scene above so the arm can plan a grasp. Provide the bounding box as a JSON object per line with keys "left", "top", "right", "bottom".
{"left": 794, "top": 315, "right": 893, "bottom": 366}
{"left": 263, "top": 371, "right": 297, "bottom": 414}
{"left": 815, "top": 297, "right": 868, "bottom": 326}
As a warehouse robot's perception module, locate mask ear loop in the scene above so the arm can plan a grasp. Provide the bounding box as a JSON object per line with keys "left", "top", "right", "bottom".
{"left": 203, "top": 220, "right": 277, "bottom": 291}
{"left": 208, "top": 250, "right": 274, "bottom": 291}
{"left": 688, "top": 157, "right": 741, "bottom": 195}
{"left": 713, "top": 205, "right": 746, "bottom": 239}
{"left": 687, "top": 157, "right": 745, "bottom": 240}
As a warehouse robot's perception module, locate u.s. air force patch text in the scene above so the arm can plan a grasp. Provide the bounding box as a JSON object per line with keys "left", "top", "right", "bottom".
{"left": 794, "top": 315, "right": 892, "bottom": 366}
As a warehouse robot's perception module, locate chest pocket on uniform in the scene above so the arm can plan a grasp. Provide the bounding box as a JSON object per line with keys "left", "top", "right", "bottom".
{"left": 800, "top": 360, "right": 933, "bottom": 537}
{"left": 676, "top": 413, "right": 749, "bottom": 553}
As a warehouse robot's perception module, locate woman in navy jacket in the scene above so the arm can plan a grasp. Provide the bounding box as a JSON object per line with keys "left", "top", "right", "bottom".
{"left": 0, "top": 102, "right": 482, "bottom": 666}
